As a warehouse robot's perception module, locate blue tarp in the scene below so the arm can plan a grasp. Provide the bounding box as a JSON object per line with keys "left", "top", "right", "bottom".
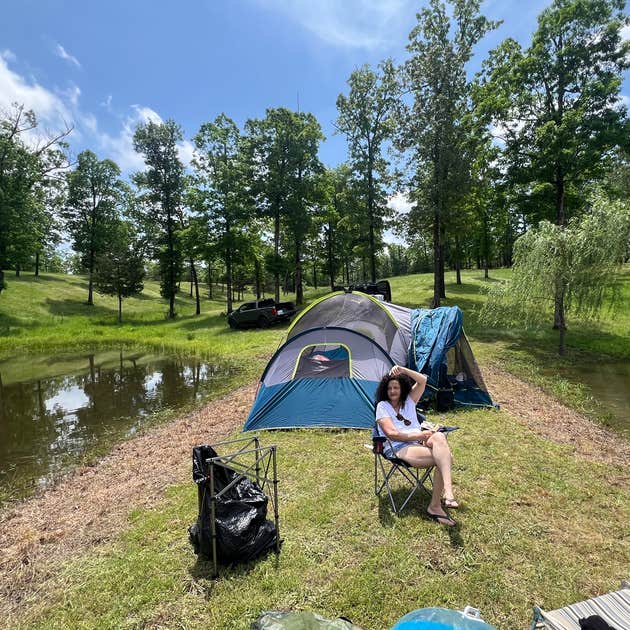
{"left": 408, "top": 306, "right": 494, "bottom": 409}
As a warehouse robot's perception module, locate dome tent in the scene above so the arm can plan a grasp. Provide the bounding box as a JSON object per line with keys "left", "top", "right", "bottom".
{"left": 243, "top": 293, "right": 494, "bottom": 432}
{"left": 243, "top": 326, "right": 395, "bottom": 430}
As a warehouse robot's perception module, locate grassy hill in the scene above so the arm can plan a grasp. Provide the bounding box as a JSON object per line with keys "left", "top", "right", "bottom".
{"left": 0, "top": 269, "right": 628, "bottom": 629}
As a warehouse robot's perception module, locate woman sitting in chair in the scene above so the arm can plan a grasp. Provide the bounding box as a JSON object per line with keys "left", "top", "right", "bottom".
{"left": 375, "top": 365, "right": 458, "bottom": 527}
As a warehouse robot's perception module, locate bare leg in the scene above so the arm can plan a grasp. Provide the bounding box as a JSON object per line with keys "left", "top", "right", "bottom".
{"left": 396, "top": 440, "right": 455, "bottom": 525}
{"left": 425, "top": 432, "right": 454, "bottom": 500}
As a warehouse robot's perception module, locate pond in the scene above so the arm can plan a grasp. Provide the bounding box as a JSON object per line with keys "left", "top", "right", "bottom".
{"left": 0, "top": 349, "right": 237, "bottom": 502}
{"left": 545, "top": 360, "right": 630, "bottom": 438}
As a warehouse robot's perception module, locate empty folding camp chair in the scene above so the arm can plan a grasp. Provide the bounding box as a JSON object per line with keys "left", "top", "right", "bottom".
{"left": 531, "top": 581, "right": 630, "bottom": 630}
{"left": 371, "top": 429, "right": 434, "bottom": 514}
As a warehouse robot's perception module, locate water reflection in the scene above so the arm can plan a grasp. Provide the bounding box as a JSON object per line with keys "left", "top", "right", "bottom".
{"left": 0, "top": 350, "right": 235, "bottom": 500}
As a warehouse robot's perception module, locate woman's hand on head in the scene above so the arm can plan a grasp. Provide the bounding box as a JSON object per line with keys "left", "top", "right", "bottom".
{"left": 389, "top": 365, "right": 403, "bottom": 377}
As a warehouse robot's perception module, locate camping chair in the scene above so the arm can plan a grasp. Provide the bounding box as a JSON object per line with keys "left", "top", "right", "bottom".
{"left": 371, "top": 430, "right": 434, "bottom": 515}
{"left": 531, "top": 581, "right": 630, "bottom": 630}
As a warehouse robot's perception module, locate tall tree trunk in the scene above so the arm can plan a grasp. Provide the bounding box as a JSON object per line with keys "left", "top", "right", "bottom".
{"left": 313, "top": 261, "right": 317, "bottom": 289}
{"left": 87, "top": 247, "right": 95, "bottom": 305}
{"left": 295, "top": 243, "right": 303, "bottom": 306}
{"left": 254, "top": 257, "right": 262, "bottom": 300}
{"left": 327, "top": 225, "right": 335, "bottom": 290}
{"left": 206, "top": 263, "right": 213, "bottom": 299}
{"left": 35, "top": 251, "right": 40, "bottom": 277}
{"left": 555, "top": 282, "right": 567, "bottom": 355}
{"left": 226, "top": 248, "right": 233, "bottom": 314}
{"left": 553, "top": 167, "right": 566, "bottom": 329}
{"left": 168, "top": 222, "right": 175, "bottom": 319}
{"left": 15, "top": 263, "right": 20, "bottom": 277}
{"left": 274, "top": 206, "right": 281, "bottom": 304}
{"left": 455, "top": 236, "right": 461, "bottom": 285}
{"left": 431, "top": 211, "right": 441, "bottom": 308}
{"left": 439, "top": 224, "right": 446, "bottom": 299}
{"left": 368, "top": 165, "right": 377, "bottom": 283}
{"left": 118, "top": 294, "right": 122, "bottom": 323}
{"left": 191, "top": 259, "right": 200, "bottom": 315}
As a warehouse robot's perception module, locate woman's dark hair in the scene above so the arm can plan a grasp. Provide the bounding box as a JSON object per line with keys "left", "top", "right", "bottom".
{"left": 375, "top": 373, "right": 412, "bottom": 404}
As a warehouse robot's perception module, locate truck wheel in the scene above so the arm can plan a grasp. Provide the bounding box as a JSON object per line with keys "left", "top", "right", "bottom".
{"left": 228, "top": 319, "right": 237, "bottom": 329}
{"left": 257, "top": 316, "right": 269, "bottom": 329}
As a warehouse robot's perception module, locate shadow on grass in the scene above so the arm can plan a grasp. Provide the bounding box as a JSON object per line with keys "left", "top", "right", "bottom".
{"left": 0, "top": 313, "right": 28, "bottom": 335}
{"left": 45, "top": 297, "right": 116, "bottom": 318}
{"left": 378, "top": 491, "right": 464, "bottom": 547}
{"left": 189, "top": 546, "right": 282, "bottom": 593}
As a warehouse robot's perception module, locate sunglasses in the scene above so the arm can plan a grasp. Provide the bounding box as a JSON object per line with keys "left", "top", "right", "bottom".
{"left": 396, "top": 413, "right": 411, "bottom": 426}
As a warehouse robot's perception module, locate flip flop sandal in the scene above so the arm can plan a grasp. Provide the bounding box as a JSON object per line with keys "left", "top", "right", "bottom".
{"left": 427, "top": 510, "right": 456, "bottom": 527}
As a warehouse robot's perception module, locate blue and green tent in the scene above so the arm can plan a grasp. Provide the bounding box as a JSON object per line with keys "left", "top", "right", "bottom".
{"left": 243, "top": 293, "right": 494, "bottom": 432}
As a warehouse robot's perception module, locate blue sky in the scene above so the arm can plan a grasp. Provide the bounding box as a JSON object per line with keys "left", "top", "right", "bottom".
{"left": 1, "top": 0, "right": 628, "bottom": 180}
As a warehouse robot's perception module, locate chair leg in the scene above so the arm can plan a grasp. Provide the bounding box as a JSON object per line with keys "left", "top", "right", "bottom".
{"left": 374, "top": 453, "right": 434, "bottom": 514}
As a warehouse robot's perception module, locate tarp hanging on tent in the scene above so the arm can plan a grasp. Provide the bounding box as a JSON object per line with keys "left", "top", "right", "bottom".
{"left": 407, "top": 306, "right": 494, "bottom": 409}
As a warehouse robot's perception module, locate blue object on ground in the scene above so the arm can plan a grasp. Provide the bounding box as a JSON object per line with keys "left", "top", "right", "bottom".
{"left": 391, "top": 607, "right": 496, "bottom": 630}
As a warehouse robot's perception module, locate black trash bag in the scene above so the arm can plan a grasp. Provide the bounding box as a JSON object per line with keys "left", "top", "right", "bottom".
{"left": 188, "top": 445, "right": 278, "bottom": 565}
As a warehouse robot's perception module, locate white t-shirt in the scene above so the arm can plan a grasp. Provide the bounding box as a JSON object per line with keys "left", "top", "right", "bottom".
{"left": 375, "top": 397, "right": 421, "bottom": 456}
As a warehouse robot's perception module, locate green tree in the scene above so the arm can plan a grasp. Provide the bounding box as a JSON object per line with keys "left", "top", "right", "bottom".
{"left": 191, "top": 114, "right": 249, "bottom": 315}
{"left": 480, "top": 192, "right": 630, "bottom": 354}
{"left": 93, "top": 220, "right": 145, "bottom": 323}
{"left": 63, "top": 150, "right": 124, "bottom": 305}
{"left": 0, "top": 104, "right": 70, "bottom": 293}
{"left": 244, "top": 108, "right": 324, "bottom": 304}
{"left": 399, "top": 0, "right": 498, "bottom": 307}
{"left": 476, "top": 0, "right": 630, "bottom": 227}
{"left": 133, "top": 120, "right": 185, "bottom": 319}
{"left": 336, "top": 61, "right": 398, "bottom": 283}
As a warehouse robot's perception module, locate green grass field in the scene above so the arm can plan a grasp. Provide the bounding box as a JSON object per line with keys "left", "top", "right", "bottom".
{"left": 1, "top": 269, "right": 628, "bottom": 629}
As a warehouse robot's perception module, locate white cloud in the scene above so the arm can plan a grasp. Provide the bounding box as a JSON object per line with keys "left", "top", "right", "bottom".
{"left": 94, "top": 110, "right": 151, "bottom": 173}
{"left": 0, "top": 52, "right": 191, "bottom": 176}
{"left": 1, "top": 49, "right": 16, "bottom": 62}
{"left": 256, "top": 0, "right": 414, "bottom": 49}
{"left": 616, "top": 94, "right": 630, "bottom": 111}
{"left": 0, "top": 52, "right": 74, "bottom": 144}
{"left": 387, "top": 191, "right": 412, "bottom": 215}
{"left": 64, "top": 84, "right": 81, "bottom": 107}
{"left": 177, "top": 139, "right": 195, "bottom": 168}
{"left": 384, "top": 192, "right": 411, "bottom": 245}
{"left": 55, "top": 43, "right": 81, "bottom": 68}
{"left": 94, "top": 106, "right": 194, "bottom": 173}
{"left": 100, "top": 94, "right": 113, "bottom": 110}
{"left": 132, "top": 105, "right": 163, "bottom": 125}
{"left": 620, "top": 24, "right": 630, "bottom": 42}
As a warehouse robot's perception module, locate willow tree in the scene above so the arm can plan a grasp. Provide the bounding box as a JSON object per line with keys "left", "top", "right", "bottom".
{"left": 480, "top": 193, "right": 630, "bottom": 354}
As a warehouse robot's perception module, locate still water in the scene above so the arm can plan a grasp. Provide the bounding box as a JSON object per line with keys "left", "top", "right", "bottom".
{"left": 543, "top": 360, "right": 630, "bottom": 437}
{"left": 0, "top": 349, "right": 236, "bottom": 500}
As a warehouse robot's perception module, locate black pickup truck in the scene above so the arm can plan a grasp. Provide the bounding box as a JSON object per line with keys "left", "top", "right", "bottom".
{"left": 227, "top": 298, "right": 297, "bottom": 329}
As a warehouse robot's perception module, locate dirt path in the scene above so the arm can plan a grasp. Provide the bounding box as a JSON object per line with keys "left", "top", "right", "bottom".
{"left": 0, "top": 368, "right": 627, "bottom": 616}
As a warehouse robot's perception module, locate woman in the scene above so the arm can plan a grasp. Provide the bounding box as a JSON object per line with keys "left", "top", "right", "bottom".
{"left": 375, "top": 364, "right": 458, "bottom": 527}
